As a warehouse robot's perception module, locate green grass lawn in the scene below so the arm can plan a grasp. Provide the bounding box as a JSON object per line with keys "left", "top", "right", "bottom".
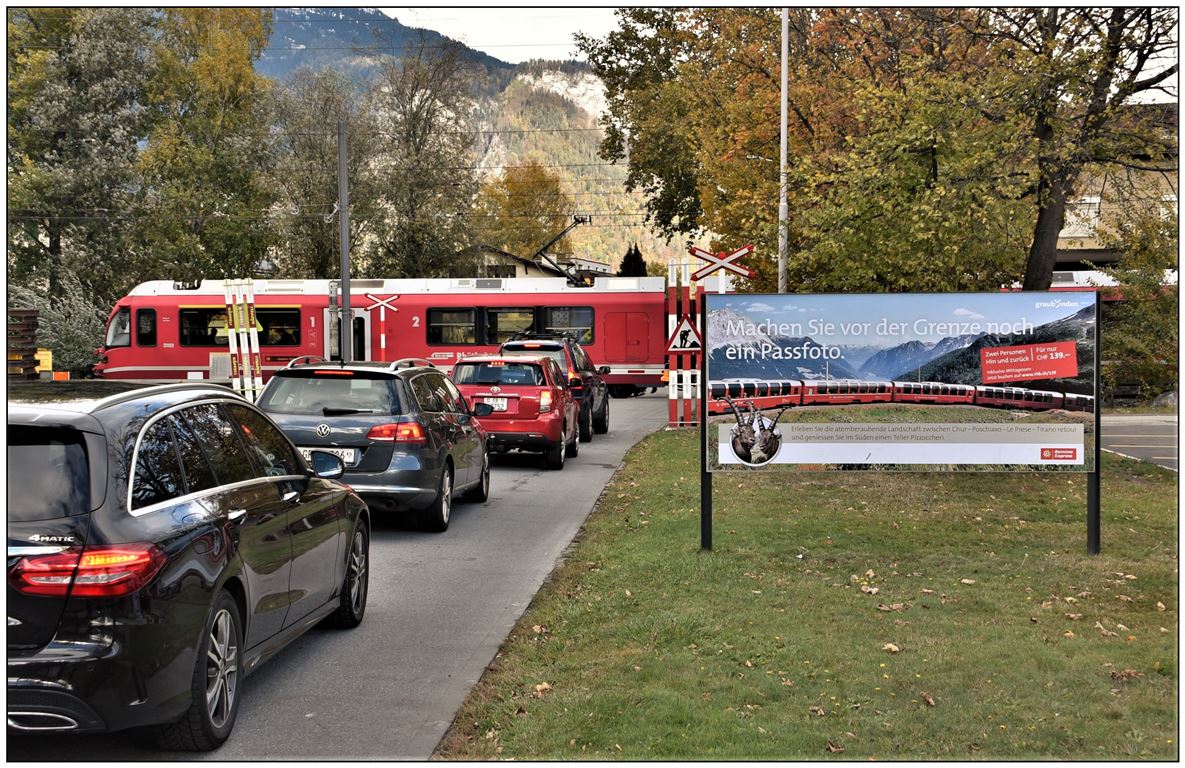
{"left": 437, "top": 429, "right": 1178, "bottom": 760}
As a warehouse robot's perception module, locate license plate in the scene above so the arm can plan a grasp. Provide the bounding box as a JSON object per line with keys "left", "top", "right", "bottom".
{"left": 300, "top": 447, "right": 358, "bottom": 465}
{"left": 483, "top": 397, "right": 508, "bottom": 411}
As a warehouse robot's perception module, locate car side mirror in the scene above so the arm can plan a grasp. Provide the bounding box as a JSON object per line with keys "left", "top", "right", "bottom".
{"left": 472, "top": 402, "right": 494, "bottom": 417}
{"left": 568, "top": 377, "right": 583, "bottom": 390}
{"left": 598, "top": 366, "right": 610, "bottom": 375}
{"left": 309, "top": 450, "right": 344, "bottom": 480}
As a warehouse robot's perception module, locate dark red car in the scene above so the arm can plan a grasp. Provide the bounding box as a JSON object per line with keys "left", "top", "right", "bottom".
{"left": 450, "top": 355, "right": 579, "bottom": 470}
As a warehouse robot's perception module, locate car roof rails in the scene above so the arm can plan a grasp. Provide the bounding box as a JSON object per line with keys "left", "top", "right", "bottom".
{"left": 388, "top": 358, "right": 436, "bottom": 370}
{"left": 285, "top": 355, "right": 329, "bottom": 368}
{"left": 505, "top": 331, "right": 573, "bottom": 343}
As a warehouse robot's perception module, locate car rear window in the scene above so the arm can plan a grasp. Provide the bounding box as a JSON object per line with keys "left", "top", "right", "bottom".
{"left": 7, "top": 426, "right": 91, "bottom": 522}
{"left": 500, "top": 345, "right": 567, "bottom": 370}
{"left": 453, "top": 362, "right": 546, "bottom": 386}
{"left": 257, "top": 370, "right": 399, "bottom": 416}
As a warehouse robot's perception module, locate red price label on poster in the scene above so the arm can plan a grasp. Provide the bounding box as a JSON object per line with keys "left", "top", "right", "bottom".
{"left": 980, "top": 341, "right": 1079, "bottom": 384}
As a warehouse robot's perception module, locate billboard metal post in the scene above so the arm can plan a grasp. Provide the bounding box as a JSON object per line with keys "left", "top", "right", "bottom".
{"left": 1087, "top": 299, "right": 1102, "bottom": 554}
{"left": 700, "top": 298, "right": 712, "bottom": 551}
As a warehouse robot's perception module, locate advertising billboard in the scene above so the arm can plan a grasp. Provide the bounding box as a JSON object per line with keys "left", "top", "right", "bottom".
{"left": 704, "top": 292, "right": 1097, "bottom": 471}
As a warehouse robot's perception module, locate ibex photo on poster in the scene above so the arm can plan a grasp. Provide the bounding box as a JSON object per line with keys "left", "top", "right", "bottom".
{"left": 704, "top": 292, "right": 1097, "bottom": 472}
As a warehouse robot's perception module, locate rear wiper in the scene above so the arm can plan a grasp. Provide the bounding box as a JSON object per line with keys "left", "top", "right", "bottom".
{"left": 322, "top": 407, "right": 375, "bottom": 416}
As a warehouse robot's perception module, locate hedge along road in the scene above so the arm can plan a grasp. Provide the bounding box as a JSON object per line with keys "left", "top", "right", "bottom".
{"left": 7, "top": 393, "right": 671, "bottom": 761}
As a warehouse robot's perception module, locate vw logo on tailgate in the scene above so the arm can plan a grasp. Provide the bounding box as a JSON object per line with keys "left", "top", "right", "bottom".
{"left": 316, "top": 423, "right": 331, "bottom": 437}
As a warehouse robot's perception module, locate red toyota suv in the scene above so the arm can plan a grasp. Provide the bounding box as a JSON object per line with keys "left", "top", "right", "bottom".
{"left": 450, "top": 355, "right": 579, "bottom": 470}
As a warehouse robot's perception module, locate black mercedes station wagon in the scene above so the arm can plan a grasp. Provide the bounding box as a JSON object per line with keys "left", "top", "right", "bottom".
{"left": 7, "top": 382, "right": 370, "bottom": 751}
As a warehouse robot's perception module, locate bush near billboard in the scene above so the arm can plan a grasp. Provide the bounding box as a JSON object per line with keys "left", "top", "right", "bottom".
{"left": 704, "top": 292, "right": 1097, "bottom": 472}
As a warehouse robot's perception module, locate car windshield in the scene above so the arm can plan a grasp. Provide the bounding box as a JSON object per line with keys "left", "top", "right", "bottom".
{"left": 257, "top": 371, "right": 398, "bottom": 415}
{"left": 453, "top": 362, "right": 546, "bottom": 386}
{"left": 7, "top": 426, "right": 91, "bottom": 522}
{"left": 502, "top": 346, "right": 566, "bottom": 370}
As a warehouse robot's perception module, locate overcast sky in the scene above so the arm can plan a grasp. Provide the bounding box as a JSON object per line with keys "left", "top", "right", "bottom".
{"left": 380, "top": 8, "right": 620, "bottom": 64}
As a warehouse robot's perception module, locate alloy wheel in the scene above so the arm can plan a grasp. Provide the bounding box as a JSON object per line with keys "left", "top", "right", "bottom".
{"left": 205, "top": 608, "right": 239, "bottom": 730}
{"left": 348, "top": 530, "right": 368, "bottom": 615}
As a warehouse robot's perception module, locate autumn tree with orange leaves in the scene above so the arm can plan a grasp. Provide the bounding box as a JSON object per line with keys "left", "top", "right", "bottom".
{"left": 579, "top": 8, "right": 1177, "bottom": 292}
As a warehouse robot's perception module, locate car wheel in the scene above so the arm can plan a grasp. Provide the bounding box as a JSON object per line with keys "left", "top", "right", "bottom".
{"left": 421, "top": 466, "right": 452, "bottom": 532}
{"left": 565, "top": 422, "right": 579, "bottom": 458}
{"left": 463, "top": 451, "right": 490, "bottom": 502}
{"left": 578, "top": 405, "right": 593, "bottom": 442}
{"left": 326, "top": 522, "right": 369, "bottom": 629}
{"left": 154, "top": 590, "right": 242, "bottom": 751}
{"left": 593, "top": 395, "right": 609, "bottom": 434}
{"left": 545, "top": 427, "right": 567, "bottom": 469}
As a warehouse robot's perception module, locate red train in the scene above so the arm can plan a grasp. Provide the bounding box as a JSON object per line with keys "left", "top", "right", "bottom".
{"left": 707, "top": 379, "right": 1094, "bottom": 415}
{"left": 93, "top": 276, "right": 669, "bottom": 394}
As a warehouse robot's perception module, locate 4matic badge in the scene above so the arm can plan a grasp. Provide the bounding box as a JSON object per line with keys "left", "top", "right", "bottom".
{"left": 28, "top": 534, "right": 77, "bottom": 543}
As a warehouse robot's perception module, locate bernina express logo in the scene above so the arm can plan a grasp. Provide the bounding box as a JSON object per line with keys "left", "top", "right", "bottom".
{"left": 316, "top": 424, "right": 331, "bottom": 437}
{"left": 1041, "top": 448, "right": 1078, "bottom": 460}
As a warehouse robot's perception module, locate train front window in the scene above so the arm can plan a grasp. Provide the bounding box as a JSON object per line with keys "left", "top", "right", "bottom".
{"left": 105, "top": 307, "right": 131, "bottom": 348}
{"left": 544, "top": 306, "right": 594, "bottom": 344}
{"left": 427, "top": 308, "right": 476, "bottom": 345}
{"left": 485, "top": 307, "right": 535, "bottom": 345}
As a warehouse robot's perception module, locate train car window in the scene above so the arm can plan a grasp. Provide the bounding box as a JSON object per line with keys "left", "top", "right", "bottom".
{"left": 179, "top": 308, "right": 227, "bottom": 346}
{"left": 485, "top": 307, "right": 534, "bottom": 345}
{"left": 105, "top": 307, "right": 131, "bottom": 348}
{"left": 179, "top": 308, "right": 301, "bottom": 346}
{"left": 259, "top": 309, "right": 301, "bottom": 346}
{"left": 135, "top": 309, "right": 157, "bottom": 347}
{"left": 544, "top": 306, "right": 594, "bottom": 344}
{"left": 427, "top": 308, "right": 477, "bottom": 345}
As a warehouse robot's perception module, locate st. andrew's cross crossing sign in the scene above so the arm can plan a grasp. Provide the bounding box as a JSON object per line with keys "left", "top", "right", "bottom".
{"left": 691, "top": 244, "right": 754, "bottom": 281}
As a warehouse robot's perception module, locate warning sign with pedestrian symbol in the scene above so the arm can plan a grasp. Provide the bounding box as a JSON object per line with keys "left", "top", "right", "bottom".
{"left": 667, "top": 316, "right": 702, "bottom": 352}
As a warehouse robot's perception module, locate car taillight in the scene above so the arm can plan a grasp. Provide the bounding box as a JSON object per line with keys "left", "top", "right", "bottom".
{"left": 367, "top": 422, "right": 427, "bottom": 443}
{"left": 540, "top": 390, "right": 553, "bottom": 412}
{"left": 9, "top": 543, "right": 166, "bottom": 598}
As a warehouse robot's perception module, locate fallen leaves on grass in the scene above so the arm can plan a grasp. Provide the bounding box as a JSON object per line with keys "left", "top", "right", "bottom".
{"left": 882, "top": 643, "right": 901, "bottom": 653}
{"left": 1111, "top": 668, "right": 1142, "bottom": 683}
{"left": 921, "top": 691, "right": 936, "bottom": 707}
{"left": 1063, "top": 631, "right": 1075, "bottom": 638}
{"left": 1065, "top": 613, "right": 1083, "bottom": 620}
{"left": 810, "top": 705, "right": 826, "bottom": 717}
{"left": 877, "top": 603, "right": 906, "bottom": 612}
{"left": 960, "top": 578, "right": 976, "bottom": 585}
{"left": 861, "top": 585, "right": 880, "bottom": 595}
{"left": 533, "top": 682, "right": 552, "bottom": 697}
{"left": 1095, "top": 622, "right": 1119, "bottom": 638}
{"left": 921, "top": 588, "right": 935, "bottom": 595}
{"left": 826, "top": 740, "right": 844, "bottom": 753}
{"left": 1157, "top": 601, "right": 1166, "bottom": 612}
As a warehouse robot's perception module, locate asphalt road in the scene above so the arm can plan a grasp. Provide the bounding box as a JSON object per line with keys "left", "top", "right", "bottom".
{"left": 8, "top": 393, "right": 671, "bottom": 761}
{"left": 1101, "top": 413, "right": 1178, "bottom": 471}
